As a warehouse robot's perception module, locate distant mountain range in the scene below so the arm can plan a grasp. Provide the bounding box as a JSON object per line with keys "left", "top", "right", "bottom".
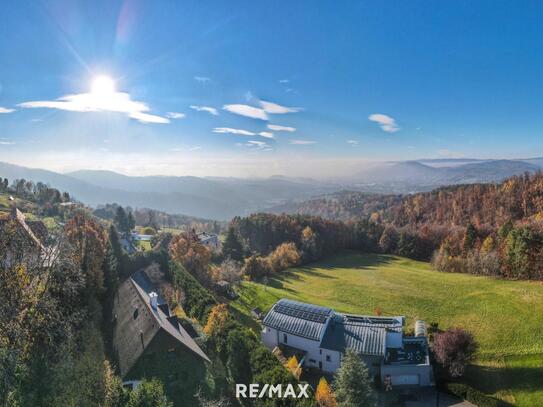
{"left": 344, "top": 159, "right": 541, "bottom": 192}
{"left": 0, "top": 158, "right": 541, "bottom": 220}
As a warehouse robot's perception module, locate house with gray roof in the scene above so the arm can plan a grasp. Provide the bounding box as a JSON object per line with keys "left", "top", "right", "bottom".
{"left": 113, "top": 267, "right": 210, "bottom": 380}
{"left": 261, "top": 299, "right": 433, "bottom": 387}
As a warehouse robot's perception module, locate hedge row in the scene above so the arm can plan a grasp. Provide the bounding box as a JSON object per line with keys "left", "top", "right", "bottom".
{"left": 446, "top": 383, "right": 512, "bottom": 407}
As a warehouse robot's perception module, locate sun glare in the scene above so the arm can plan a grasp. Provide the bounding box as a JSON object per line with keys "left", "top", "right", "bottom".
{"left": 91, "top": 75, "right": 115, "bottom": 95}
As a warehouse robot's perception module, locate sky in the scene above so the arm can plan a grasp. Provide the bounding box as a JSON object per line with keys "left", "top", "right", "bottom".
{"left": 1, "top": 0, "right": 543, "bottom": 177}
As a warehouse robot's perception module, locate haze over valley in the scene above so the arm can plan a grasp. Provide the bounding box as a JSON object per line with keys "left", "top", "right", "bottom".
{"left": 1, "top": 157, "right": 541, "bottom": 219}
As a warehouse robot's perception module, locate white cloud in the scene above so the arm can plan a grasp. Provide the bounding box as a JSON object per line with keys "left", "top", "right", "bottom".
{"left": 289, "top": 139, "right": 316, "bottom": 145}
{"left": 223, "top": 104, "right": 268, "bottom": 120}
{"left": 260, "top": 100, "right": 301, "bottom": 114}
{"left": 223, "top": 100, "right": 302, "bottom": 121}
{"left": 0, "top": 107, "right": 14, "bottom": 113}
{"left": 190, "top": 105, "right": 218, "bottom": 116}
{"left": 247, "top": 140, "right": 272, "bottom": 150}
{"left": 166, "top": 112, "right": 186, "bottom": 119}
{"left": 213, "top": 127, "right": 274, "bottom": 139}
{"left": 189, "top": 146, "right": 202, "bottom": 151}
{"left": 19, "top": 92, "right": 169, "bottom": 124}
{"left": 346, "top": 139, "right": 359, "bottom": 145}
{"left": 213, "top": 127, "right": 256, "bottom": 136}
{"left": 0, "top": 138, "right": 15, "bottom": 145}
{"left": 278, "top": 79, "right": 290, "bottom": 83}
{"left": 267, "top": 124, "right": 296, "bottom": 132}
{"left": 368, "top": 113, "right": 400, "bottom": 133}
{"left": 194, "top": 76, "right": 211, "bottom": 83}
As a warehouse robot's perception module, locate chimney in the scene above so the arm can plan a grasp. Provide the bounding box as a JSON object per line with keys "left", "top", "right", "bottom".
{"left": 149, "top": 292, "right": 158, "bottom": 311}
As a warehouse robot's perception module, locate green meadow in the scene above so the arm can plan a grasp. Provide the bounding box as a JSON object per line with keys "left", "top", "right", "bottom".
{"left": 232, "top": 252, "right": 543, "bottom": 406}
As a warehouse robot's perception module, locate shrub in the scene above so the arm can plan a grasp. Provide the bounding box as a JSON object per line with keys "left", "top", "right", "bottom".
{"left": 269, "top": 242, "right": 301, "bottom": 272}
{"left": 432, "top": 328, "right": 477, "bottom": 378}
{"left": 446, "top": 383, "right": 509, "bottom": 407}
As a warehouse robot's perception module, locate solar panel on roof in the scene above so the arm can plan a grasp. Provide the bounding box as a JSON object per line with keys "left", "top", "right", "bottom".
{"left": 274, "top": 300, "right": 331, "bottom": 324}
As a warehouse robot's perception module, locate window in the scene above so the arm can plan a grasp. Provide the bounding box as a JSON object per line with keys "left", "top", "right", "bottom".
{"left": 133, "top": 308, "right": 139, "bottom": 320}
{"left": 309, "top": 359, "right": 316, "bottom": 363}
{"left": 326, "top": 355, "right": 331, "bottom": 362}
{"left": 319, "top": 349, "right": 322, "bottom": 355}
{"left": 283, "top": 333, "right": 288, "bottom": 344}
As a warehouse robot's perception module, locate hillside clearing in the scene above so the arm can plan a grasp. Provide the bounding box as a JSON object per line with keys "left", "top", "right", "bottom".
{"left": 231, "top": 252, "right": 543, "bottom": 406}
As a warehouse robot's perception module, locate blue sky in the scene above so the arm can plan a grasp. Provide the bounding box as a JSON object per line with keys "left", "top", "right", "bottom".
{"left": 1, "top": 0, "right": 543, "bottom": 177}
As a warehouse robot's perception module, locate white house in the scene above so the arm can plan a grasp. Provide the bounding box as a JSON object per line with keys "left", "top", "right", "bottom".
{"left": 197, "top": 232, "right": 220, "bottom": 251}
{"left": 261, "top": 299, "right": 433, "bottom": 387}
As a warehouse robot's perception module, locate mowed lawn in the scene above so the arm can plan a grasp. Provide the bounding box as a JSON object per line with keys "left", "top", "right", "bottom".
{"left": 231, "top": 252, "right": 543, "bottom": 406}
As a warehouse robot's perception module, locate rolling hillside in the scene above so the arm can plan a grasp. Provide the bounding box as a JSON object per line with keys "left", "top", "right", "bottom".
{"left": 232, "top": 253, "right": 543, "bottom": 406}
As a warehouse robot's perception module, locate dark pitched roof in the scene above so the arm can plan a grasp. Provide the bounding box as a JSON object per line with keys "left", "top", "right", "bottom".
{"left": 0, "top": 207, "right": 46, "bottom": 251}
{"left": 320, "top": 314, "right": 403, "bottom": 355}
{"left": 113, "top": 267, "right": 210, "bottom": 377}
{"left": 262, "top": 299, "right": 333, "bottom": 341}
{"left": 263, "top": 299, "right": 404, "bottom": 356}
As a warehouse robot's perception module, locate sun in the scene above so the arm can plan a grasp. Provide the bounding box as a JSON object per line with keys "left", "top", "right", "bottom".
{"left": 91, "top": 75, "right": 115, "bottom": 95}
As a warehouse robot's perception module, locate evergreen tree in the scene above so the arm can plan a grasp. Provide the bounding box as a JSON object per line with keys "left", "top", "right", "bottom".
{"left": 127, "top": 211, "right": 136, "bottom": 232}
{"left": 463, "top": 222, "right": 477, "bottom": 253}
{"left": 226, "top": 330, "right": 252, "bottom": 385}
{"left": 114, "top": 206, "right": 129, "bottom": 234}
{"left": 222, "top": 226, "right": 244, "bottom": 261}
{"left": 334, "top": 349, "right": 376, "bottom": 407}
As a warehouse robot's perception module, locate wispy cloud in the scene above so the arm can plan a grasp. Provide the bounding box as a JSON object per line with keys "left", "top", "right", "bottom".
{"left": 166, "top": 112, "right": 185, "bottom": 119}
{"left": 278, "top": 79, "right": 290, "bottom": 83}
{"left": 0, "top": 138, "right": 15, "bottom": 145}
{"left": 260, "top": 100, "right": 301, "bottom": 114}
{"left": 213, "top": 127, "right": 256, "bottom": 136}
{"left": 189, "top": 146, "right": 202, "bottom": 151}
{"left": 194, "top": 76, "right": 211, "bottom": 83}
{"left": 223, "top": 100, "right": 302, "bottom": 121}
{"left": 0, "top": 107, "right": 14, "bottom": 113}
{"left": 247, "top": 140, "right": 272, "bottom": 150}
{"left": 368, "top": 113, "right": 399, "bottom": 133}
{"left": 267, "top": 124, "right": 295, "bottom": 132}
{"left": 223, "top": 104, "right": 268, "bottom": 120}
{"left": 18, "top": 92, "right": 169, "bottom": 124}
{"left": 190, "top": 105, "right": 218, "bottom": 116}
{"left": 289, "top": 139, "right": 316, "bottom": 145}
{"left": 346, "top": 139, "right": 359, "bottom": 145}
{"left": 213, "top": 127, "right": 274, "bottom": 139}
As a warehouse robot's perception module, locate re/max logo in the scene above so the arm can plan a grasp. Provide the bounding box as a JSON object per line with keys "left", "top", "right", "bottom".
{"left": 236, "top": 383, "right": 310, "bottom": 399}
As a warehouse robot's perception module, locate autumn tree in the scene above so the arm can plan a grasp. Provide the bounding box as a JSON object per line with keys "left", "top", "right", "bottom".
{"left": 300, "top": 226, "right": 320, "bottom": 262}
{"left": 215, "top": 258, "right": 243, "bottom": 284}
{"left": 432, "top": 328, "right": 477, "bottom": 378}
{"left": 203, "top": 304, "right": 230, "bottom": 337}
{"left": 269, "top": 242, "right": 301, "bottom": 272}
{"left": 0, "top": 222, "right": 85, "bottom": 405}
{"left": 379, "top": 225, "right": 399, "bottom": 253}
{"left": 64, "top": 213, "right": 107, "bottom": 300}
{"left": 169, "top": 233, "right": 211, "bottom": 282}
{"left": 243, "top": 255, "right": 272, "bottom": 280}
{"left": 315, "top": 377, "right": 337, "bottom": 407}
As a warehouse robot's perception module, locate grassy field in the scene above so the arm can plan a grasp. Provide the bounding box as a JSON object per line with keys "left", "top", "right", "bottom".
{"left": 231, "top": 252, "right": 543, "bottom": 406}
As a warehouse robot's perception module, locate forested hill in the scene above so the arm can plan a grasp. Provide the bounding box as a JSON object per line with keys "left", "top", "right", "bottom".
{"left": 272, "top": 172, "right": 543, "bottom": 228}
